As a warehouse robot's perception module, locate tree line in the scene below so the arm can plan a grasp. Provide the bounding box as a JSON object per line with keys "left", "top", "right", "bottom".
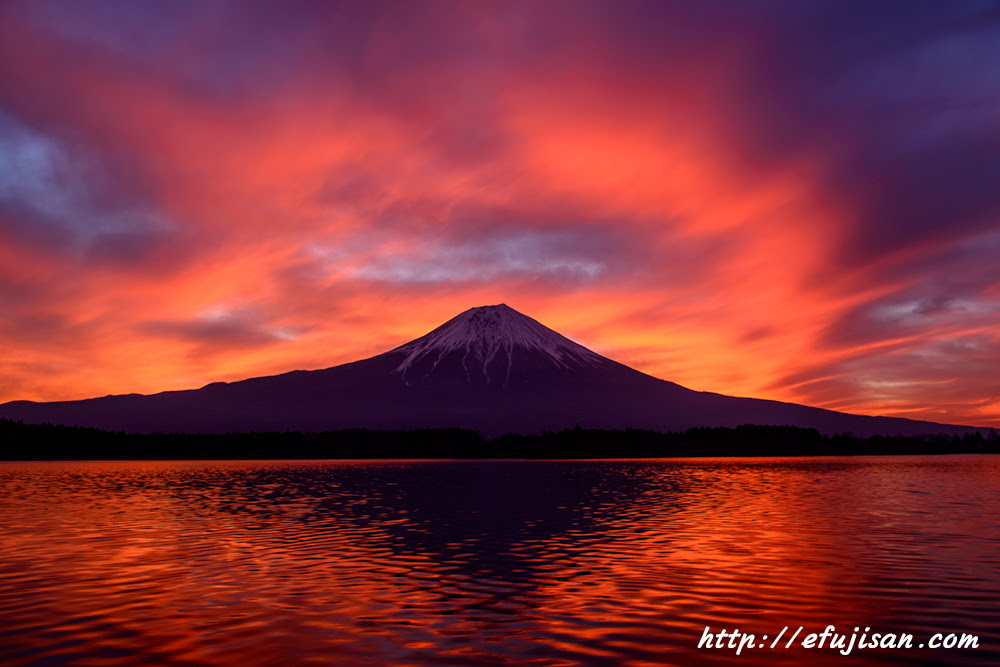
{"left": 2, "top": 418, "right": 997, "bottom": 460}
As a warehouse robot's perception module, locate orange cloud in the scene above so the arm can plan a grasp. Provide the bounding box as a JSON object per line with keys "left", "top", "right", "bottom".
{"left": 0, "top": 1, "right": 998, "bottom": 428}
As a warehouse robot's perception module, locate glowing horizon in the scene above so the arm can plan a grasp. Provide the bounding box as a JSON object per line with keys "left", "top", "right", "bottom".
{"left": 1, "top": 1, "right": 998, "bottom": 427}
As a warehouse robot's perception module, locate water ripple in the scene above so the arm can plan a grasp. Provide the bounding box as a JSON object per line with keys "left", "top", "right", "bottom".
{"left": 1, "top": 457, "right": 999, "bottom": 665}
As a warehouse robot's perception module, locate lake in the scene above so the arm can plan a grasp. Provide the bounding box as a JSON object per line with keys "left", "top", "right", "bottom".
{"left": 1, "top": 456, "right": 998, "bottom": 666}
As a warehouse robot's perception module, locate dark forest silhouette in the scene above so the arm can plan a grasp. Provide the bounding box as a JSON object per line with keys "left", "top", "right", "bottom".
{"left": 2, "top": 418, "right": 996, "bottom": 460}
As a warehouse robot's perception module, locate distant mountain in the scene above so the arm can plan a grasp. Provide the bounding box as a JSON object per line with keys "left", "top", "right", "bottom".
{"left": 0, "top": 304, "right": 987, "bottom": 438}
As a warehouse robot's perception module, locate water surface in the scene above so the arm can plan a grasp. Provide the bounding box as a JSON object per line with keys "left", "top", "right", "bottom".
{"left": 1, "top": 456, "right": 998, "bottom": 665}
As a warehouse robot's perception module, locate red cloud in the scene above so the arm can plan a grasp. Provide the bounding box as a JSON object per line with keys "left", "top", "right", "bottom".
{"left": 0, "top": 1, "right": 997, "bottom": 427}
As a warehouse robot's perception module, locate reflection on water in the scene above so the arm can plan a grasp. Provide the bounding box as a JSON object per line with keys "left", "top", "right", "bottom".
{"left": 1, "top": 457, "right": 998, "bottom": 666}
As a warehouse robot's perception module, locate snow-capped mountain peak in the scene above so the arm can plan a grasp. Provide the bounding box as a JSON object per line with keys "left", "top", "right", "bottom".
{"left": 390, "top": 304, "right": 605, "bottom": 385}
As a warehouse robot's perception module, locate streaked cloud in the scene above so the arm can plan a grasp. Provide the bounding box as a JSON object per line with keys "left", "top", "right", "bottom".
{"left": 0, "top": 0, "right": 997, "bottom": 427}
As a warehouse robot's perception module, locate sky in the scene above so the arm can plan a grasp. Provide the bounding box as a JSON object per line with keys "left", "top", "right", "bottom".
{"left": 1, "top": 0, "right": 998, "bottom": 428}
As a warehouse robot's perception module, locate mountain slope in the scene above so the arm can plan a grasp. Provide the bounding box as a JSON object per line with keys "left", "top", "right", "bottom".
{"left": 0, "top": 304, "right": 986, "bottom": 438}
{"left": 391, "top": 303, "right": 607, "bottom": 387}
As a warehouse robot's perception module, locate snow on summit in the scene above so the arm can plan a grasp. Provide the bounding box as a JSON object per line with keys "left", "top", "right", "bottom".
{"left": 391, "top": 304, "right": 605, "bottom": 384}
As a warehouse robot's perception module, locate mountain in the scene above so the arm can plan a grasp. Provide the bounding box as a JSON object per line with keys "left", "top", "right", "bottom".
{"left": 0, "top": 304, "right": 986, "bottom": 438}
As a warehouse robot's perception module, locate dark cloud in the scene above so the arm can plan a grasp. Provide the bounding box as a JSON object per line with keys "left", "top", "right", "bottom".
{"left": 0, "top": 107, "right": 175, "bottom": 255}
{"left": 138, "top": 313, "right": 293, "bottom": 354}
{"left": 342, "top": 225, "right": 649, "bottom": 286}
{"left": 0, "top": 0, "right": 997, "bottom": 424}
{"left": 730, "top": 1, "right": 1000, "bottom": 264}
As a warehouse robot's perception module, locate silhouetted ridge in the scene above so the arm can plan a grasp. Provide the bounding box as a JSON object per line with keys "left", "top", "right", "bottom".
{"left": 389, "top": 304, "right": 607, "bottom": 387}
{"left": 0, "top": 304, "right": 989, "bottom": 440}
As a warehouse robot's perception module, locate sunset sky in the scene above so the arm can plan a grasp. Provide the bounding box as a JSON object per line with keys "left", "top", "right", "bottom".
{"left": 1, "top": 1, "right": 998, "bottom": 427}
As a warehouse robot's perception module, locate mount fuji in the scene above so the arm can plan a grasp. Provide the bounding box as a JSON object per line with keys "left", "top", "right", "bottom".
{"left": 0, "top": 304, "right": 984, "bottom": 437}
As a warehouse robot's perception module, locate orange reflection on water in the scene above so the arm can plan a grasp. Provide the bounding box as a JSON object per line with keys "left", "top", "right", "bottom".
{"left": 2, "top": 459, "right": 999, "bottom": 666}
